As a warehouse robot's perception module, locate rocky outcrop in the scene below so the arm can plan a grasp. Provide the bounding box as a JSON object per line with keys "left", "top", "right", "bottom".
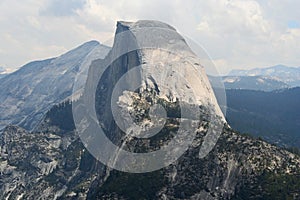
{"left": 92, "top": 124, "right": 300, "bottom": 199}
{"left": 1, "top": 118, "right": 299, "bottom": 199}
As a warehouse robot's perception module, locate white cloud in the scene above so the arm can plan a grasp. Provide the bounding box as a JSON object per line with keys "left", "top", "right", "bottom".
{"left": 40, "top": 0, "right": 85, "bottom": 16}
{"left": 190, "top": 0, "right": 300, "bottom": 73}
{"left": 0, "top": 0, "right": 299, "bottom": 74}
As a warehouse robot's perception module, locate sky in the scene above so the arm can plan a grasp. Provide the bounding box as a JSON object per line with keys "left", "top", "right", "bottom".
{"left": 0, "top": 0, "right": 299, "bottom": 74}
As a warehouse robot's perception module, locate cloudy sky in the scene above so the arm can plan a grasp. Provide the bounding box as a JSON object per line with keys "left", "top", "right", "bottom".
{"left": 0, "top": 0, "right": 299, "bottom": 74}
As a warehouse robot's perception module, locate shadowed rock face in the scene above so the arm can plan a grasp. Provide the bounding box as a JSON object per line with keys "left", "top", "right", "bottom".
{"left": 1, "top": 21, "right": 300, "bottom": 199}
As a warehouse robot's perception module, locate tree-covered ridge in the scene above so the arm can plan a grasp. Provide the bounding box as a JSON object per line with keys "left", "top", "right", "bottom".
{"left": 225, "top": 87, "right": 300, "bottom": 148}
{"left": 44, "top": 100, "right": 75, "bottom": 132}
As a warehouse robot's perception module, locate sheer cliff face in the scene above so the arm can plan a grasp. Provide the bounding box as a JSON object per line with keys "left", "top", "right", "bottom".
{"left": 91, "top": 20, "right": 224, "bottom": 134}
{"left": 77, "top": 20, "right": 227, "bottom": 174}
{"left": 115, "top": 20, "right": 224, "bottom": 119}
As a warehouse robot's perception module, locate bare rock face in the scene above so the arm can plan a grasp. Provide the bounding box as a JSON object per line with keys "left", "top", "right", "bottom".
{"left": 92, "top": 20, "right": 224, "bottom": 123}
{"left": 0, "top": 124, "right": 104, "bottom": 200}
{"left": 81, "top": 21, "right": 225, "bottom": 157}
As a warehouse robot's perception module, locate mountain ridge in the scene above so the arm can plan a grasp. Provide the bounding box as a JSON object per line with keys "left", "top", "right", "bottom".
{"left": 209, "top": 75, "right": 289, "bottom": 91}
{"left": 0, "top": 40, "right": 110, "bottom": 131}
{"left": 228, "top": 65, "right": 300, "bottom": 87}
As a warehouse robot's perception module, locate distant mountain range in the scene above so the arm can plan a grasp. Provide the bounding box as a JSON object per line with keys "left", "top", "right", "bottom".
{"left": 209, "top": 65, "right": 300, "bottom": 92}
{"left": 209, "top": 65, "right": 300, "bottom": 148}
{"left": 0, "top": 41, "right": 110, "bottom": 131}
{"left": 228, "top": 65, "right": 300, "bottom": 87}
{"left": 209, "top": 75, "right": 289, "bottom": 91}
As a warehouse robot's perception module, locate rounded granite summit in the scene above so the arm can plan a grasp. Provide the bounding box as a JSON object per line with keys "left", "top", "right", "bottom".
{"left": 117, "top": 20, "right": 177, "bottom": 31}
